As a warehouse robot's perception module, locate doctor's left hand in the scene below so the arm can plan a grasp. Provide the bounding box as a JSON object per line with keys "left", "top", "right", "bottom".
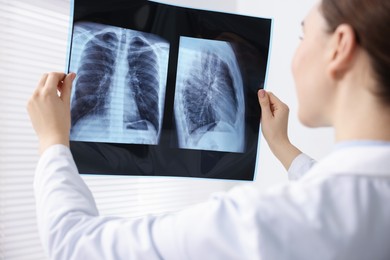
{"left": 27, "top": 72, "right": 76, "bottom": 154}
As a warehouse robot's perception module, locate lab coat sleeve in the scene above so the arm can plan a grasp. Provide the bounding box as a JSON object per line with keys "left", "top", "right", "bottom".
{"left": 287, "top": 153, "right": 316, "bottom": 181}
{"left": 34, "top": 145, "right": 166, "bottom": 260}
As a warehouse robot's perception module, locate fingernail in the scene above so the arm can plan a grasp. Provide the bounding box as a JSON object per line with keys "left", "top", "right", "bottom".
{"left": 69, "top": 72, "right": 76, "bottom": 80}
{"left": 259, "top": 89, "right": 266, "bottom": 98}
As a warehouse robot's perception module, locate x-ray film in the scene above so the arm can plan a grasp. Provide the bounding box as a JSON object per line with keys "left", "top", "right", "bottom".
{"left": 67, "top": 0, "right": 272, "bottom": 180}
{"left": 69, "top": 22, "right": 169, "bottom": 145}
{"left": 174, "top": 37, "right": 245, "bottom": 153}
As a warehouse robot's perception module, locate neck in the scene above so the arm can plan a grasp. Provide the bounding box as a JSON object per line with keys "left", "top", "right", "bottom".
{"left": 334, "top": 113, "right": 390, "bottom": 142}
{"left": 333, "top": 86, "right": 390, "bottom": 143}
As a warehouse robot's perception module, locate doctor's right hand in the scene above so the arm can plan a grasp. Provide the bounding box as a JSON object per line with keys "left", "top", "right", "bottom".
{"left": 258, "top": 89, "right": 302, "bottom": 170}
{"left": 27, "top": 72, "right": 76, "bottom": 154}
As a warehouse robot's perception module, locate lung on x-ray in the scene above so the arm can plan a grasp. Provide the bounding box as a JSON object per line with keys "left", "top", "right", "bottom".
{"left": 174, "top": 37, "right": 245, "bottom": 153}
{"left": 69, "top": 22, "right": 169, "bottom": 145}
{"left": 67, "top": 0, "right": 272, "bottom": 180}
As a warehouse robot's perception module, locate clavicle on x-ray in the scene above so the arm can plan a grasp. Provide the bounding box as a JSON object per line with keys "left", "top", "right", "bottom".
{"left": 69, "top": 22, "right": 170, "bottom": 145}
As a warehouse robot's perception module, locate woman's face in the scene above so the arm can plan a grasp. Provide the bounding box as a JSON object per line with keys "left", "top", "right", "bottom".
{"left": 291, "top": 4, "right": 334, "bottom": 127}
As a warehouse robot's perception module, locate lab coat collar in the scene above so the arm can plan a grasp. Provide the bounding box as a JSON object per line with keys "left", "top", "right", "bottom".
{"left": 302, "top": 142, "right": 390, "bottom": 181}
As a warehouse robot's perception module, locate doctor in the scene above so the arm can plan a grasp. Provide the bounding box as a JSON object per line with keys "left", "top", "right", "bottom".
{"left": 27, "top": 0, "right": 390, "bottom": 259}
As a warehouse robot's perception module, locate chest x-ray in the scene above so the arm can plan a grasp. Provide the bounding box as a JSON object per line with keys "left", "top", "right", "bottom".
{"left": 69, "top": 22, "right": 169, "bottom": 145}
{"left": 174, "top": 37, "right": 245, "bottom": 153}
{"left": 67, "top": 0, "right": 272, "bottom": 180}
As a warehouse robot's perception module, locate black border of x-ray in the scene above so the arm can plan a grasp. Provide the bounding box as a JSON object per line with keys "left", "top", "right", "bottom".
{"left": 67, "top": 0, "right": 272, "bottom": 181}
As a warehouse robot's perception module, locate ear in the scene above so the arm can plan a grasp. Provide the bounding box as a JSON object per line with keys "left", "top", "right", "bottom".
{"left": 326, "top": 24, "right": 358, "bottom": 79}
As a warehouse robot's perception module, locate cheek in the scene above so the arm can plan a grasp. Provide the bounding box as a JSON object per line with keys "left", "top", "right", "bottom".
{"left": 291, "top": 45, "right": 302, "bottom": 82}
{"left": 291, "top": 43, "right": 308, "bottom": 93}
{"left": 291, "top": 43, "right": 329, "bottom": 127}
{"left": 291, "top": 45, "right": 308, "bottom": 108}
{"left": 291, "top": 45, "right": 302, "bottom": 79}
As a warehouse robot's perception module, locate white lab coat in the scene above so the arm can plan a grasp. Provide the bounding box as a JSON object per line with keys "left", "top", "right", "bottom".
{"left": 34, "top": 142, "right": 390, "bottom": 260}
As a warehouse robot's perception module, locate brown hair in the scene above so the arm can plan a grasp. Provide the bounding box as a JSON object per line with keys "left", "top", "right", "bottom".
{"left": 321, "top": 0, "right": 390, "bottom": 104}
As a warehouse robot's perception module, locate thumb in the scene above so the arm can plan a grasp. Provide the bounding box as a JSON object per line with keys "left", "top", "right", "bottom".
{"left": 61, "top": 73, "right": 76, "bottom": 104}
{"left": 258, "top": 89, "right": 272, "bottom": 119}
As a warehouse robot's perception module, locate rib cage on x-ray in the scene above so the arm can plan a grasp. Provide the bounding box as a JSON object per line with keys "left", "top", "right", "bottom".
{"left": 174, "top": 37, "right": 245, "bottom": 153}
{"left": 71, "top": 31, "right": 119, "bottom": 127}
{"left": 183, "top": 52, "right": 238, "bottom": 134}
{"left": 125, "top": 37, "right": 160, "bottom": 132}
{"left": 69, "top": 22, "right": 169, "bottom": 145}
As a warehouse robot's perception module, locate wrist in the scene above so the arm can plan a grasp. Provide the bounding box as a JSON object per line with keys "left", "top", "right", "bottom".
{"left": 39, "top": 136, "right": 69, "bottom": 154}
{"left": 268, "top": 138, "right": 301, "bottom": 170}
{"left": 268, "top": 137, "right": 291, "bottom": 157}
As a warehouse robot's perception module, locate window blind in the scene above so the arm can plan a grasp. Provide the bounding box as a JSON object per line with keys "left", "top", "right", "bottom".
{"left": 0, "top": 1, "right": 238, "bottom": 259}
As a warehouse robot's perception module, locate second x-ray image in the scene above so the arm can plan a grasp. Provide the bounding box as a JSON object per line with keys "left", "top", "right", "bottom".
{"left": 69, "top": 21, "right": 170, "bottom": 145}
{"left": 174, "top": 37, "right": 245, "bottom": 153}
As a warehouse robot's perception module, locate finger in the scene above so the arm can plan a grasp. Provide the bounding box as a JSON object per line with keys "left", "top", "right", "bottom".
{"left": 32, "top": 73, "right": 49, "bottom": 99}
{"left": 267, "top": 92, "right": 289, "bottom": 113}
{"left": 267, "top": 92, "right": 284, "bottom": 106}
{"left": 37, "top": 73, "right": 49, "bottom": 88}
{"left": 60, "top": 73, "right": 76, "bottom": 104}
{"left": 44, "top": 72, "right": 67, "bottom": 95}
{"left": 258, "top": 89, "right": 273, "bottom": 119}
